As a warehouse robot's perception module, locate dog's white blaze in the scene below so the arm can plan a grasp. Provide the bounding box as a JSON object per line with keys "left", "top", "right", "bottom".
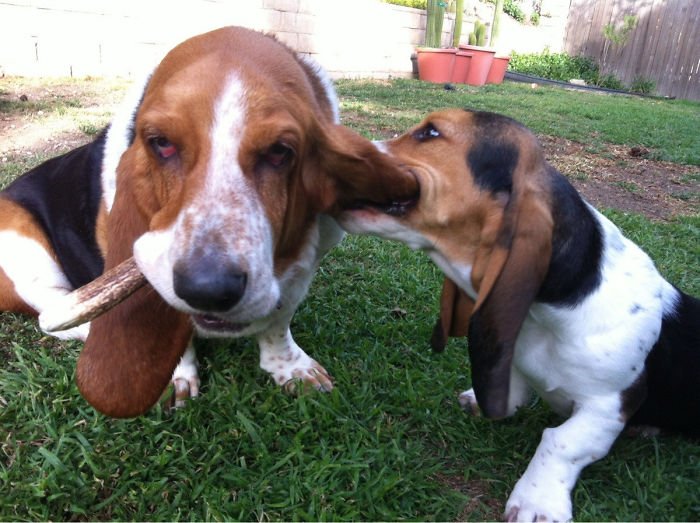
{"left": 371, "top": 140, "right": 390, "bottom": 154}
{"left": 201, "top": 73, "right": 279, "bottom": 316}
{"left": 134, "top": 73, "right": 280, "bottom": 326}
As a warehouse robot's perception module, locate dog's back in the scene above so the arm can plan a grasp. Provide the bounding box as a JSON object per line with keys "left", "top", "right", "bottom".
{"left": 2, "top": 133, "right": 108, "bottom": 288}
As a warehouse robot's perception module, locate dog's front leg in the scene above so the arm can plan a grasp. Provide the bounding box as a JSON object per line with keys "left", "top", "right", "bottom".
{"left": 505, "top": 400, "right": 625, "bottom": 522}
{"left": 170, "top": 340, "right": 200, "bottom": 407}
{"left": 258, "top": 323, "right": 333, "bottom": 392}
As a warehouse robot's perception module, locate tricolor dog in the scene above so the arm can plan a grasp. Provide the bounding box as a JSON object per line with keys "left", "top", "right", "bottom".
{"left": 0, "top": 26, "right": 417, "bottom": 418}
{"left": 339, "top": 109, "right": 699, "bottom": 521}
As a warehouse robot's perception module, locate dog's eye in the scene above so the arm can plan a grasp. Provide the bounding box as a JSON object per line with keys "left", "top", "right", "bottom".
{"left": 149, "top": 136, "right": 178, "bottom": 160}
{"left": 413, "top": 123, "right": 441, "bottom": 142}
{"left": 263, "top": 142, "right": 293, "bottom": 168}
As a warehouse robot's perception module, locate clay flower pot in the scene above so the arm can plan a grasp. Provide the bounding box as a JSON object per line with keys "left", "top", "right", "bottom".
{"left": 451, "top": 51, "right": 473, "bottom": 84}
{"left": 486, "top": 56, "right": 511, "bottom": 84}
{"left": 459, "top": 44, "right": 495, "bottom": 86}
{"left": 416, "top": 48, "right": 456, "bottom": 83}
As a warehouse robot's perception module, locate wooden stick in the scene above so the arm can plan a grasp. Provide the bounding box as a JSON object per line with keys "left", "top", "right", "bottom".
{"left": 39, "top": 257, "right": 147, "bottom": 332}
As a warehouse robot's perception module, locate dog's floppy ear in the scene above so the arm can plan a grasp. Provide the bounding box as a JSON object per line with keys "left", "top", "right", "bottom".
{"left": 76, "top": 148, "right": 193, "bottom": 418}
{"left": 430, "top": 277, "right": 474, "bottom": 352}
{"left": 278, "top": 122, "right": 419, "bottom": 257}
{"left": 466, "top": 139, "right": 553, "bottom": 419}
{"left": 307, "top": 123, "right": 419, "bottom": 212}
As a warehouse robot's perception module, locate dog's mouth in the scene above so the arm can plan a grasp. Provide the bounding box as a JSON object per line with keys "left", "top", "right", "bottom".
{"left": 192, "top": 314, "right": 249, "bottom": 334}
{"left": 342, "top": 169, "right": 421, "bottom": 217}
{"left": 344, "top": 196, "right": 418, "bottom": 216}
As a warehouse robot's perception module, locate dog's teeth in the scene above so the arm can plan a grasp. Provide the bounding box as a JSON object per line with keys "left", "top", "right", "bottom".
{"left": 385, "top": 201, "right": 406, "bottom": 216}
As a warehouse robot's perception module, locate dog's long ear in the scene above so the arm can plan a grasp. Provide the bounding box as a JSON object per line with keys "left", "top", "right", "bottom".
{"left": 76, "top": 149, "right": 193, "bottom": 418}
{"left": 278, "top": 122, "right": 419, "bottom": 257}
{"left": 467, "top": 141, "right": 553, "bottom": 419}
{"left": 430, "top": 277, "right": 474, "bottom": 352}
{"left": 308, "top": 123, "right": 419, "bottom": 213}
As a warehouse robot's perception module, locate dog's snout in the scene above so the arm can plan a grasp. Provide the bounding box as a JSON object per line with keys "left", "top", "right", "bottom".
{"left": 173, "top": 256, "right": 247, "bottom": 312}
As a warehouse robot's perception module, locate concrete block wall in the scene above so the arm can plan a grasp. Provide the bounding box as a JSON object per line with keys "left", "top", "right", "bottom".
{"left": 0, "top": 0, "right": 570, "bottom": 79}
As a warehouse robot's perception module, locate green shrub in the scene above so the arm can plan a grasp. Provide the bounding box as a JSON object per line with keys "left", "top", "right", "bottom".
{"left": 630, "top": 76, "right": 656, "bottom": 94}
{"left": 486, "top": 0, "right": 524, "bottom": 21}
{"left": 508, "top": 50, "right": 600, "bottom": 83}
{"left": 379, "top": 0, "right": 428, "bottom": 9}
{"left": 603, "top": 14, "right": 638, "bottom": 47}
{"left": 530, "top": 11, "right": 540, "bottom": 25}
{"left": 594, "top": 72, "right": 625, "bottom": 90}
{"left": 508, "top": 50, "right": 632, "bottom": 90}
{"left": 503, "top": 0, "right": 525, "bottom": 21}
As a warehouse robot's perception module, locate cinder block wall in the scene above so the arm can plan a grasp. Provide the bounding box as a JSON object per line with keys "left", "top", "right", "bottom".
{"left": 0, "top": 0, "right": 569, "bottom": 79}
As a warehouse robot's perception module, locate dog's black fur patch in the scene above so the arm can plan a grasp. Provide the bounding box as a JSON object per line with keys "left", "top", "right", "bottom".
{"left": 467, "top": 140, "right": 518, "bottom": 195}
{"left": 629, "top": 291, "right": 700, "bottom": 436}
{"left": 466, "top": 110, "right": 604, "bottom": 307}
{"left": 3, "top": 130, "right": 108, "bottom": 287}
{"left": 466, "top": 111, "right": 523, "bottom": 195}
{"left": 536, "top": 166, "right": 603, "bottom": 306}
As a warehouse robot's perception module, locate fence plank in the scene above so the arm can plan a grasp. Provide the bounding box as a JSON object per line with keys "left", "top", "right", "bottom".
{"left": 564, "top": 0, "right": 700, "bottom": 101}
{"left": 677, "top": 6, "right": 700, "bottom": 100}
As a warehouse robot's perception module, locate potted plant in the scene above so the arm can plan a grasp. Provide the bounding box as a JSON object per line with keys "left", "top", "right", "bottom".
{"left": 416, "top": 0, "right": 456, "bottom": 83}
{"left": 449, "top": 0, "right": 474, "bottom": 84}
{"left": 485, "top": 0, "right": 511, "bottom": 84}
{"left": 485, "top": 54, "right": 511, "bottom": 84}
{"left": 459, "top": 19, "right": 496, "bottom": 85}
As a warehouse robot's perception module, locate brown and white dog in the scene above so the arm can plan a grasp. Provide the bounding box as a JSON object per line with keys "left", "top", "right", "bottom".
{"left": 0, "top": 26, "right": 417, "bottom": 418}
{"left": 339, "top": 109, "right": 699, "bottom": 521}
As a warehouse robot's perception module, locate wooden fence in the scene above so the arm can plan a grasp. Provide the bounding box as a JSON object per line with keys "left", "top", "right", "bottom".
{"left": 564, "top": 0, "right": 700, "bottom": 101}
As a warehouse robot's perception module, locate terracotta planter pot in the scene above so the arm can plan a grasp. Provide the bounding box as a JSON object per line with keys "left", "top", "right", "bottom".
{"left": 451, "top": 51, "right": 473, "bottom": 84}
{"left": 486, "top": 56, "right": 511, "bottom": 84}
{"left": 416, "top": 48, "right": 456, "bottom": 83}
{"left": 459, "top": 44, "right": 495, "bottom": 86}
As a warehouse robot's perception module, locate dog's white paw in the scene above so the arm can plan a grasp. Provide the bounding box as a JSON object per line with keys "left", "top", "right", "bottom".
{"left": 258, "top": 328, "right": 333, "bottom": 393}
{"left": 505, "top": 478, "right": 572, "bottom": 522}
{"left": 171, "top": 345, "right": 200, "bottom": 408}
{"left": 272, "top": 355, "right": 334, "bottom": 393}
{"left": 458, "top": 388, "right": 481, "bottom": 416}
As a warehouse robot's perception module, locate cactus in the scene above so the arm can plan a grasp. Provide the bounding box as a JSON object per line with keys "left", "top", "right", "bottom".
{"left": 425, "top": 0, "right": 446, "bottom": 48}
{"left": 490, "top": 0, "right": 504, "bottom": 46}
{"left": 452, "top": 0, "right": 464, "bottom": 48}
{"left": 469, "top": 20, "right": 486, "bottom": 47}
{"left": 476, "top": 20, "right": 486, "bottom": 46}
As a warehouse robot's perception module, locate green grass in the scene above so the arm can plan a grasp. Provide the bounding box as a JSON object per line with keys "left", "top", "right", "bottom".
{"left": 1, "top": 78, "right": 699, "bottom": 521}
{"left": 336, "top": 79, "right": 700, "bottom": 165}
{"left": 1, "top": 153, "right": 56, "bottom": 191}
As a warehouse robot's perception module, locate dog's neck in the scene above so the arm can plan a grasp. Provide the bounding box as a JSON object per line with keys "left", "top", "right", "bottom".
{"left": 536, "top": 166, "right": 604, "bottom": 306}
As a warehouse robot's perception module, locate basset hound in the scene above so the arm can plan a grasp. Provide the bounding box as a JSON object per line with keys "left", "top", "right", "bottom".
{"left": 338, "top": 109, "right": 699, "bottom": 521}
{"left": 0, "top": 26, "right": 417, "bottom": 418}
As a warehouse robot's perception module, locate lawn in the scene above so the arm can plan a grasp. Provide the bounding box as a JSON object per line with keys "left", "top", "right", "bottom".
{"left": 1, "top": 77, "right": 698, "bottom": 521}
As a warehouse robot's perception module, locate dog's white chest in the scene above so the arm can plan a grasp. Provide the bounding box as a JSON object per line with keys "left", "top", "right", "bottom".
{"left": 512, "top": 210, "right": 673, "bottom": 414}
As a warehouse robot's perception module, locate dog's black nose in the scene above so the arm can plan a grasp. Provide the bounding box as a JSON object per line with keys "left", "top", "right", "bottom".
{"left": 173, "top": 257, "right": 247, "bottom": 312}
